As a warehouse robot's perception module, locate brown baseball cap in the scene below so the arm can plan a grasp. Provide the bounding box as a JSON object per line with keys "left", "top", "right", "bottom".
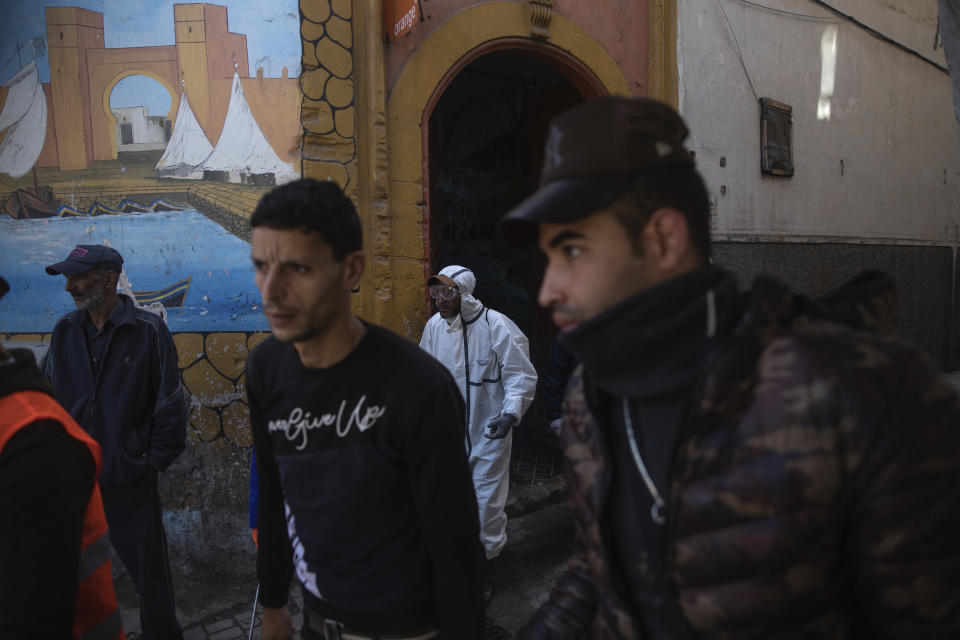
{"left": 500, "top": 96, "right": 693, "bottom": 241}
{"left": 426, "top": 273, "right": 457, "bottom": 288}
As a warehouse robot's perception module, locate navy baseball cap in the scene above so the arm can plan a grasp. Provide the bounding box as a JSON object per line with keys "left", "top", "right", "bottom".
{"left": 500, "top": 96, "right": 694, "bottom": 242}
{"left": 46, "top": 245, "right": 124, "bottom": 275}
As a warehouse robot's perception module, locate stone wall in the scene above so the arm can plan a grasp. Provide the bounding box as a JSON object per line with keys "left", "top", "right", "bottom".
{"left": 301, "top": 0, "right": 357, "bottom": 193}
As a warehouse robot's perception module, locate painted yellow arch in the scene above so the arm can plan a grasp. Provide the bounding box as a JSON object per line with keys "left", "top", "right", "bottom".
{"left": 101, "top": 69, "right": 178, "bottom": 159}
{"left": 384, "top": 1, "right": 633, "bottom": 331}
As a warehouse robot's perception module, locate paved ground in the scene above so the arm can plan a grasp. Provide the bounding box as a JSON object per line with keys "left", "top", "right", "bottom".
{"left": 117, "top": 501, "right": 576, "bottom": 639}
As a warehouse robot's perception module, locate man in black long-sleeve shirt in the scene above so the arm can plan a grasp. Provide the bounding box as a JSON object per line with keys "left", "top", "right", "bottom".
{"left": 247, "top": 179, "right": 485, "bottom": 639}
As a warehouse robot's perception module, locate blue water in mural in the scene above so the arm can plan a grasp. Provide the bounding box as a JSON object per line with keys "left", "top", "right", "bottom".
{"left": 0, "top": 209, "right": 266, "bottom": 333}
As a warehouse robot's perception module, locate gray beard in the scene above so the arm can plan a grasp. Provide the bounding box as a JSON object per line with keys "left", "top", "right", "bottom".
{"left": 74, "top": 288, "right": 107, "bottom": 312}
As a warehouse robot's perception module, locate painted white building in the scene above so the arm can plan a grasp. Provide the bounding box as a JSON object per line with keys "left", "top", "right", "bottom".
{"left": 678, "top": 0, "right": 960, "bottom": 367}
{"left": 112, "top": 106, "right": 169, "bottom": 151}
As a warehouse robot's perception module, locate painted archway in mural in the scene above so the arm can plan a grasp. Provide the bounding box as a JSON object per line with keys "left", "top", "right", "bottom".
{"left": 100, "top": 69, "right": 178, "bottom": 159}
{"left": 385, "top": 2, "right": 633, "bottom": 330}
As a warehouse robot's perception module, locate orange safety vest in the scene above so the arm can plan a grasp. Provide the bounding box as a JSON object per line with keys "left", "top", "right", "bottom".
{"left": 0, "top": 390, "right": 124, "bottom": 640}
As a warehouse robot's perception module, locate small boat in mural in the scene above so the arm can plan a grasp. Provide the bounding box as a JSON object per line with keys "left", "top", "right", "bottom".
{"left": 132, "top": 275, "right": 192, "bottom": 308}
{"left": 118, "top": 199, "right": 150, "bottom": 213}
{"left": 198, "top": 71, "right": 297, "bottom": 185}
{"left": 150, "top": 199, "right": 185, "bottom": 212}
{"left": 156, "top": 89, "right": 213, "bottom": 179}
{"left": 56, "top": 198, "right": 186, "bottom": 218}
{"left": 0, "top": 59, "right": 47, "bottom": 179}
{"left": 2, "top": 187, "right": 57, "bottom": 219}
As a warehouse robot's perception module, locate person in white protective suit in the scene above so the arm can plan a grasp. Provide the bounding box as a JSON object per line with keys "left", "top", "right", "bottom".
{"left": 419, "top": 266, "right": 538, "bottom": 571}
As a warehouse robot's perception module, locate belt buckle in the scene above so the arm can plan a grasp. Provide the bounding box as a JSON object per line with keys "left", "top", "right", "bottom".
{"left": 323, "top": 619, "right": 344, "bottom": 640}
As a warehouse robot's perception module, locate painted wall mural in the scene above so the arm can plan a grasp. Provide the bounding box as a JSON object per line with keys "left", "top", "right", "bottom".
{"left": 0, "top": 0, "right": 301, "bottom": 332}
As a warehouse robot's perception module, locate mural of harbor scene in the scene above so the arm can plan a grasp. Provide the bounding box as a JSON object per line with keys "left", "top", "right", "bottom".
{"left": 1, "top": 210, "right": 266, "bottom": 332}
{"left": 0, "top": 1, "right": 300, "bottom": 332}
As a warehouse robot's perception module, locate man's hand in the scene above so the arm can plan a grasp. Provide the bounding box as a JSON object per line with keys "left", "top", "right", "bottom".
{"left": 260, "top": 606, "right": 294, "bottom": 640}
{"left": 484, "top": 414, "right": 516, "bottom": 439}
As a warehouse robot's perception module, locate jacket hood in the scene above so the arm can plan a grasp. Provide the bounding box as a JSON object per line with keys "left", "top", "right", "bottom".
{"left": 439, "top": 265, "right": 483, "bottom": 329}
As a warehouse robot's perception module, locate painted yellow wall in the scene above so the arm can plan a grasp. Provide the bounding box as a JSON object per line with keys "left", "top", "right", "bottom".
{"left": 47, "top": 7, "right": 104, "bottom": 171}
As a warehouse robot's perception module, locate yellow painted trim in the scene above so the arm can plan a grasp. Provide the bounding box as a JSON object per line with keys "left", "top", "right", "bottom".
{"left": 386, "top": 1, "right": 632, "bottom": 336}
{"left": 648, "top": 0, "right": 678, "bottom": 106}
{"left": 100, "top": 69, "right": 179, "bottom": 159}
{"left": 350, "top": 0, "right": 388, "bottom": 327}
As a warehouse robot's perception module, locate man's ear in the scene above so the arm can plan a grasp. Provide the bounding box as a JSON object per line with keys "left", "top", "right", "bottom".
{"left": 641, "top": 208, "right": 696, "bottom": 276}
{"left": 105, "top": 269, "right": 121, "bottom": 288}
{"left": 341, "top": 250, "right": 365, "bottom": 291}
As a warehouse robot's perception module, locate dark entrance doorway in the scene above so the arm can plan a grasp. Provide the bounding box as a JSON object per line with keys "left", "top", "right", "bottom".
{"left": 427, "top": 49, "right": 593, "bottom": 438}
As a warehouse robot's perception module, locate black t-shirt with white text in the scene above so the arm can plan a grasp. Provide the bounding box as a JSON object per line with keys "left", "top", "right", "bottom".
{"left": 247, "top": 323, "right": 484, "bottom": 637}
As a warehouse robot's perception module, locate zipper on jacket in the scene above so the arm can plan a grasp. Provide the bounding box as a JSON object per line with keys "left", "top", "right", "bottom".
{"left": 461, "top": 321, "right": 472, "bottom": 452}
{"left": 460, "top": 306, "right": 485, "bottom": 452}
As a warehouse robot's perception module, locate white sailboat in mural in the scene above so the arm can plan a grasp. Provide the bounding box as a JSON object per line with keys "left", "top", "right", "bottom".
{"left": 155, "top": 88, "right": 213, "bottom": 178}
{"left": 0, "top": 59, "right": 58, "bottom": 219}
{"left": 0, "top": 59, "right": 47, "bottom": 179}
{"left": 199, "top": 71, "right": 297, "bottom": 185}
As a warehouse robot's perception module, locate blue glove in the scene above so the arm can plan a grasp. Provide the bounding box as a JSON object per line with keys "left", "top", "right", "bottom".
{"left": 484, "top": 414, "right": 517, "bottom": 439}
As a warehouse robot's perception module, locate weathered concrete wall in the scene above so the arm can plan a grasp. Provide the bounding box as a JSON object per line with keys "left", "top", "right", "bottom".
{"left": 162, "top": 331, "right": 267, "bottom": 576}
{"left": 678, "top": 0, "right": 960, "bottom": 365}
{"left": 679, "top": 0, "right": 960, "bottom": 241}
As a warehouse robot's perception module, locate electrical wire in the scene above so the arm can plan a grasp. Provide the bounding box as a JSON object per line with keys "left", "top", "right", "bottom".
{"left": 716, "top": 0, "right": 760, "bottom": 100}
{"left": 728, "top": 0, "right": 841, "bottom": 22}
{"left": 714, "top": 0, "right": 949, "bottom": 104}
{"left": 808, "top": 0, "right": 948, "bottom": 74}
{"left": 724, "top": 0, "right": 948, "bottom": 75}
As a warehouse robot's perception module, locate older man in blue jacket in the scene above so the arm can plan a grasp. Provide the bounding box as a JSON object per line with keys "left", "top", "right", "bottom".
{"left": 43, "top": 244, "right": 187, "bottom": 640}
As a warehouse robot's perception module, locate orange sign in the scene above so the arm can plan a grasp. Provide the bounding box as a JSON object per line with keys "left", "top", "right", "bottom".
{"left": 385, "top": 0, "right": 418, "bottom": 42}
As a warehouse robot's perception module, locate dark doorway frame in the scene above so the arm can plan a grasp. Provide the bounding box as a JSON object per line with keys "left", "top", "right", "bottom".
{"left": 419, "top": 39, "right": 609, "bottom": 439}
{"left": 420, "top": 38, "right": 608, "bottom": 293}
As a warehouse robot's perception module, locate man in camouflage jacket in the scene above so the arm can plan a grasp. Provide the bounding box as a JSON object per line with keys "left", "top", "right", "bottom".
{"left": 501, "top": 96, "right": 960, "bottom": 638}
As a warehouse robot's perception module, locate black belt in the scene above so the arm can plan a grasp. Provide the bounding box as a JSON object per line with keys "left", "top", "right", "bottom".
{"left": 304, "top": 611, "right": 436, "bottom": 640}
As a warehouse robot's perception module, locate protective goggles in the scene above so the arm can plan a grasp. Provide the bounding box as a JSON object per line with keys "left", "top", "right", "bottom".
{"left": 429, "top": 284, "right": 459, "bottom": 301}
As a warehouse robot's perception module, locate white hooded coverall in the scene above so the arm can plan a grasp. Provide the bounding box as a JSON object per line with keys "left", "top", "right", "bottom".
{"left": 419, "top": 266, "right": 538, "bottom": 558}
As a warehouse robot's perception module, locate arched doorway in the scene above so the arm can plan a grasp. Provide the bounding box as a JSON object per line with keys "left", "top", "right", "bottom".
{"left": 425, "top": 46, "right": 604, "bottom": 437}
{"left": 108, "top": 74, "right": 174, "bottom": 156}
